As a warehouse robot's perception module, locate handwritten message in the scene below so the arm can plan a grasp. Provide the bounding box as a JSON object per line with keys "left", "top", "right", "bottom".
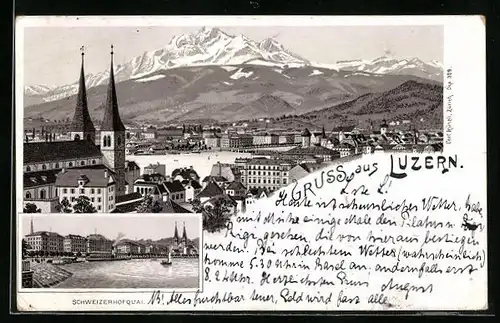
{"left": 146, "top": 153, "right": 487, "bottom": 311}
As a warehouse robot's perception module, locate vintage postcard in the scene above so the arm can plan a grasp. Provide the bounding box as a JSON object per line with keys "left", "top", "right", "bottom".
{"left": 14, "top": 16, "right": 487, "bottom": 312}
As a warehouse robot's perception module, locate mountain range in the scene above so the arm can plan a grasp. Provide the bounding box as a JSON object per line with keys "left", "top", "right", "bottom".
{"left": 24, "top": 27, "right": 443, "bottom": 127}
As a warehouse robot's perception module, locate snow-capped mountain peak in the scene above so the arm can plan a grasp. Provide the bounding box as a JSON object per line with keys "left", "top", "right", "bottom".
{"left": 24, "top": 27, "right": 443, "bottom": 103}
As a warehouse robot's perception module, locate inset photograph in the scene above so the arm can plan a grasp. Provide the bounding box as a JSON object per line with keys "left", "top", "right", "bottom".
{"left": 19, "top": 214, "right": 201, "bottom": 290}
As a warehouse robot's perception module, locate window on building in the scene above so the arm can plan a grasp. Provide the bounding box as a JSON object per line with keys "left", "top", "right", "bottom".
{"left": 98, "top": 197, "right": 101, "bottom": 203}
{"left": 39, "top": 189, "right": 46, "bottom": 199}
{"left": 63, "top": 188, "right": 67, "bottom": 194}
{"left": 69, "top": 162, "right": 73, "bottom": 167}
{"left": 283, "top": 179, "right": 287, "bottom": 184}
{"left": 71, "top": 197, "right": 75, "bottom": 202}
{"left": 92, "top": 159, "right": 96, "bottom": 165}
{"left": 80, "top": 161, "right": 85, "bottom": 166}
{"left": 74, "top": 134, "right": 80, "bottom": 141}
{"left": 70, "top": 188, "right": 75, "bottom": 194}
{"left": 97, "top": 189, "right": 101, "bottom": 194}
{"left": 91, "top": 188, "right": 95, "bottom": 194}
{"left": 42, "top": 164, "right": 47, "bottom": 170}
{"left": 91, "top": 197, "right": 95, "bottom": 202}
{"left": 98, "top": 206, "right": 101, "bottom": 210}
{"left": 25, "top": 191, "right": 31, "bottom": 199}
{"left": 79, "top": 189, "right": 84, "bottom": 194}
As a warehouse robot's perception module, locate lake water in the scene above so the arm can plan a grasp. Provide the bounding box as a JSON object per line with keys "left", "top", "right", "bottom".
{"left": 55, "top": 258, "right": 199, "bottom": 289}
{"left": 126, "top": 151, "right": 252, "bottom": 179}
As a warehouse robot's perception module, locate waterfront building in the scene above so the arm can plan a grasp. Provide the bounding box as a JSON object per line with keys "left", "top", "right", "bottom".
{"left": 56, "top": 168, "right": 117, "bottom": 212}
{"left": 64, "top": 234, "right": 87, "bottom": 254}
{"left": 142, "top": 126, "right": 157, "bottom": 140}
{"left": 86, "top": 234, "right": 113, "bottom": 253}
{"left": 115, "top": 240, "right": 141, "bottom": 255}
{"left": 157, "top": 126, "right": 184, "bottom": 140}
{"left": 204, "top": 133, "right": 221, "bottom": 149}
{"left": 220, "top": 133, "right": 230, "bottom": 149}
{"left": 284, "top": 145, "right": 341, "bottom": 162}
{"left": 25, "top": 231, "right": 65, "bottom": 253}
{"left": 240, "top": 157, "right": 292, "bottom": 192}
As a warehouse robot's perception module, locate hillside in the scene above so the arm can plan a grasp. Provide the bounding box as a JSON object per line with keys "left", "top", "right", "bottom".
{"left": 266, "top": 80, "right": 443, "bottom": 130}
{"left": 24, "top": 64, "right": 440, "bottom": 126}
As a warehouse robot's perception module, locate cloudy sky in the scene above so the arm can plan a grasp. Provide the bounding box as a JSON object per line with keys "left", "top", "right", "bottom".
{"left": 21, "top": 215, "right": 201, "bottom": 241}
{"left": 23, "top": 25, "right": 443, "bottom": 86}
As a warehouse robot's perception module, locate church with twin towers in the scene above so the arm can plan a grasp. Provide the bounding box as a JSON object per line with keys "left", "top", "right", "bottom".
{"left": 23, "top": 46, "right": 140, "bottom": 213}
{"left": 71, "top": 45, "right": 126, "bottom": 195}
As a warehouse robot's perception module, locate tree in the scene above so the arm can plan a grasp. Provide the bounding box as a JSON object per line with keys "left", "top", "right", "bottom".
{"left": 136, "top": 195, "right": 163, "bottom": 213}
{"left": 72, "top": 196, "right": 97, "bottom": 213}
{"left": 23, "top": 203, "right": 41, "bottom": 213}
{"left": 55, "top": 197, "right": 72, "bottom": 213}
{"left": 191, "top": 198, "right": 232, "bottom": 233}
{"left": 22, "top": 239, "right": 28, "bottom": 259}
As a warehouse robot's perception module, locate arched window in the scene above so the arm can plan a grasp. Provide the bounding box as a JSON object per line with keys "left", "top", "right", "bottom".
{"left": 39, "top": 189, "right": 46, "bottom": 199}
{"left": 74, "top": 134, "right": 80, "bottom": 141}
{"left": 26, "top": 166, "right": 31, "bottom": 172}
{"left": 80, "top": 161, "right": 85, "bottom": 166}
{"left": 42, "top": 164, "right": 47, "bottom": 170}
{"left": 103, "top": 136, "right": 107, "bottom": 147}
{"left": 86, "top": 134, "right": 92, "bottom": 141}
{"left": 55, "top": 163, "right": 59, "bottom": 168}
{"left": 92, "top": 159, "right": 96, "bottom": 165}
{"left": 106, "top": 136, "right": 111, "bottom": 147}
{"left": 69, "top": 162, "right": 73, "bottom": 167}
{"left": 25, "top": 191, "right": 31, "bottom": 199}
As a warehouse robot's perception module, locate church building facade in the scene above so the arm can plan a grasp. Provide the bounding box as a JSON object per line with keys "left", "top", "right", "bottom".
{"left": 23, "top": 46, "right": 133, "bottom": 212}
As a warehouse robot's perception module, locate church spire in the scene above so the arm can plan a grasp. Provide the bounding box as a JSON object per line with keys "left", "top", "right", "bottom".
{"left": 30, "top": 217, "right": 34, "bottom": 235}
{"left": 173, "top": 221, "right": 180, "bottom": 243}
{"left": 70, "top": 46, "right": 95, "bottom": 137}
{"left": 101, "top": 45, "right": 125, "bottom": 131}
{"left": 182, "top": 221, "right": 188, "bottom": 242}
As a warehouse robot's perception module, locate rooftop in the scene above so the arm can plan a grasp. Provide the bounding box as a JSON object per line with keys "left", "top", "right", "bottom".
{"left": 24, "top": 140, "right": 102, "bottom": 164}
{"left": 115, "top": 192, "right": 143, "bottom": 204}
{"left": 55, "top": 167, "right": 114, "bottom": 187}
{"left": 24, "top": 169, "right": 59, "bottom": 188}
{"left": 197, "top": 181, "right": 224, "bottom": 198}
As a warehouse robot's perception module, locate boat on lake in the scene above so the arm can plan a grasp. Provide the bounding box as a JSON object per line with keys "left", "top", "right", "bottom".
{"left": 161, "top": 249, "right": 173, "bottom": 266}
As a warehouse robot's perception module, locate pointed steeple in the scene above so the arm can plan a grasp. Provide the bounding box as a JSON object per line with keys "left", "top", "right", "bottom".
{"left": 70, "top": 47, "right": 95, "bottom": 134}
{"left": 173, "top": 221, "right": 180, "bottom": 243}
{"left": 182, "top": 221, "right": 188, "bottom": 242}
{"left": 101, "top": 45, "right": 125, "bottom": 131}
{"left": 321, "top": 126, "right": 326, "bottom": 139}
{"left": 30, "top": 217, "right": 34, "bottom": 235}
